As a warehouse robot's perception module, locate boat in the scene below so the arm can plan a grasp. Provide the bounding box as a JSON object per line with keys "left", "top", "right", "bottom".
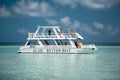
{"left": 18, "top": 26, "right": 97, "bottom": 53}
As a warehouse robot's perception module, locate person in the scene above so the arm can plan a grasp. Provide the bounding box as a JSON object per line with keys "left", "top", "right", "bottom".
{"left": 68, "top": 27, "right": 70, "bottom": 37}
{"left": 58, "top": 29, "right": 63, "bottom": 37}
{"left": 48, "top": 29, "right": 51, "bottom": 35}
{"left": 68, "top": 27, "right": 72, "bottom": 38}
{"left": 75, "top": 41, "right": 79, "bottom": 48}
{"left": 57, "top": 42, "right": 60, "bottom": 45}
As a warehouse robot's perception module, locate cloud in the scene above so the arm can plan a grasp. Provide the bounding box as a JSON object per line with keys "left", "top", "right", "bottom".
{"left": 0, "top": 6, "right": 11, "bottom": 17}
{"left": 46, "top": 17, "right": 119, "bottom": 36}
{"left": 94, "top": 23, "right": 119, "bottom": 36}
{"left": 80, "top": 0, "right": 120, "bottom": 9}
{"left": 73, "top": 20, "right": 80, "bottom": 28}
{"left": 108, "top": 29, "right": 119, "bottom": 36}
{"left": 59, "top": 16, "right": 99, "bottom": 35}
{"left": 81, "top": 24, "right": 99, "bottom": 35}
{"left": 46, "top": 19, "right": 58, "bottom": 25}
{"left": 60, "top": 16, "right": 72, "bottom": 26}
{"left": 13, "top": 0, "right": 55, "bottom": 17}
{"left": 94, "top": 22, "right": 104, "bottom": 29}
{"left": 94, "top": 22, "right": 119, "bottom": 36}
{"left": 46, "top": 16, "right": 81, "bottom": 31}
{"left": 54, "top": 0, "right": 120, "bottom": 9}
{"left": 106, "top": 24, "right": 119, "bottom": 36}
{"left": 80, "top": 0, "right": 105, "bottom": 9}
{"left": 54, "top": 0, "right": 79, "bottom": 8}
{"left": 18, "top": 28, "right": 28, "bottom": 34}
{"left": 46, "top": 16, "right": 98, "bottom": 35}
{"left": 60, "top": 17, "right": 81, "bottom": 31}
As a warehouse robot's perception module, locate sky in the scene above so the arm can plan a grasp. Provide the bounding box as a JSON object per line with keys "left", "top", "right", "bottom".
{"left": 0, "top": 0, "right": 120, "bottom": 43}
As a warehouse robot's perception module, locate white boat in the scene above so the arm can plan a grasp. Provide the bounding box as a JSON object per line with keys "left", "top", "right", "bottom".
{"left": 18, "top": 26, "right": 97, "bottom": 53}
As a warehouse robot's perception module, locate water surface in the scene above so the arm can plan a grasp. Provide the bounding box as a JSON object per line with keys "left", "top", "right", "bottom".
{"left": 0, "top": 46, "right": 120, "bottom": 80}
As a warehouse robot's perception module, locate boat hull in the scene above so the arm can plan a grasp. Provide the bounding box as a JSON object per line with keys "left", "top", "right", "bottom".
{"left": 18, "top": 47, "right": 96, "bottom": 54}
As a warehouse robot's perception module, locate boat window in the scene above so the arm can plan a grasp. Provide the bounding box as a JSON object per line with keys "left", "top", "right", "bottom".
{"left": 56, "top": 39, "right": 70, "bottom": 45}
{"left": 40, "top": 40, "right": 56, "bottom": 45}
{"left": 27, "top": 40, "right": 39, "bottom": 45}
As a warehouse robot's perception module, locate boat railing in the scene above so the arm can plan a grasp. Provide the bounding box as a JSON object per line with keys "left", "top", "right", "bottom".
{"left": 28, "top": 33, "right": 57, "bottom": 38}
{"left": 62, "top": 33, "right": 77, "bottom": 38}
{"left": 28, "top": 33, "right": 78, "bottom": 39}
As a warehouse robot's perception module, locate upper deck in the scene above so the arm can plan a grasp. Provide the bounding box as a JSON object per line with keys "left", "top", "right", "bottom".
{"left": 27, "top": 26, "right": 83, "bottom": 40}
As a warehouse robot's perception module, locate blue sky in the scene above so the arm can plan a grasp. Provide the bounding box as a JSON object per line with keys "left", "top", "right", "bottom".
{"left": 0, "top": 0, "right": 120, "bottom": 43}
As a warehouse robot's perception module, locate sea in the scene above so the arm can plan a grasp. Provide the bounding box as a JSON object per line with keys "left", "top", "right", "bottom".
{"left": 0, "top": 45, "right": 120, "bottom": 80}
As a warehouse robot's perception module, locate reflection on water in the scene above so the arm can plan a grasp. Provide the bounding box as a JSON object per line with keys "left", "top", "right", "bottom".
{"left": 0, "top": 46, "right": 120, "bottom": 80}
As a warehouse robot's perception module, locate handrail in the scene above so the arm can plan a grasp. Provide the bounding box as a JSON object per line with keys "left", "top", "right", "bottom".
{"left": 28, "top": 33, "right": 78, "bottom": 39}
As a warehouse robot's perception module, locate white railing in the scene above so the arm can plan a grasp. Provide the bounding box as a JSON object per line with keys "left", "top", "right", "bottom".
{"left": 28, "top": 33, "right": 57, "bottom": 38}
{"left": 28, "top": 33, "right": 78, "bottom": 39}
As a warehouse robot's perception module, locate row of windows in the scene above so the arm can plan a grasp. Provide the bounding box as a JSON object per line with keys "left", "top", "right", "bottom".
{"left": 27, "top": 39, "right": 71, "bottom": 45}
{"left": 41, "top": 40, "right": 71, "bottom": 45}
{"left": 27, "top": 40, "right": 39, "bottom": 45}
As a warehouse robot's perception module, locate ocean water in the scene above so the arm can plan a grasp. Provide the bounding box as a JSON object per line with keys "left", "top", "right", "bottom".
{"left": 0, "top": 46, "right": 120, "bottom": 80}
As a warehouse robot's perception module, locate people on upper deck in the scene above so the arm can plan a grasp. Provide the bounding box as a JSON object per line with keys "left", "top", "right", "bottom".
{"left": 68, "top": 27, "right": 71, "bottom": 37}
{"left": 58, "top": 28, "right": 63, "bottom": 37}
{"left": 48, "top": 29, "right": 51, "bottom": 35}
{"left": 68, "top": 27, "right": 74, "bottom": 38}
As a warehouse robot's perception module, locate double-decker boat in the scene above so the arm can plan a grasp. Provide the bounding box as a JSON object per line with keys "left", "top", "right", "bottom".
{"left": 18, "top": 26, "right": 97, "bottom": 53}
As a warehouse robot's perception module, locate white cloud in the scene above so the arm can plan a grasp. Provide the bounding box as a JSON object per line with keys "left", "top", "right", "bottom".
{"left": 60, "top": 16, "right": 72, "bottom": 26}
{"left": 73, "top": 20, "right": 80, "bottom": 28}
{"left": 54, "top": 0, "right": 120, "bottom": 9}
{"left": 59, "top": 16, "right": 98, "bottom": 35}
{"left": 80, "top": 0, "right": 120, "bottom": 9}
{"left": 46, "top": 19, "right": 58, "bottom": 25}
{"left": 46, "top": 16, "right": 119, "bottom": 36}
{"left": 94, "top": 22, "right": 104, "bottom": 29}
{"left": 82, "top": 24, "right": 99, "bottom": 35}
{"left": 60, "top": 16, "right": 80, "bottom": 29}
{"left": 46, "top": 16, "right": 81, "bottom": 31}
{"left": 18, "top": 28, "right": 28, "bottom": 34}
{"left": 0, "top": 6, "right": 11, "bottom": 17}
{"left": 54, "top": 0, "right": 79, "bottom": 8}
{"left": 13, "top": 0, "right": 55, "bottom": 17}
{"left": 80, "top": 0, "right": 105, "bottom": 9}
{"left": 46, "top": 16, "right": 73, "bottom": 27}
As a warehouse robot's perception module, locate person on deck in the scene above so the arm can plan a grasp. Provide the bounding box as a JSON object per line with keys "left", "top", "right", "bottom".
{"left": 75, "top": 41, "right": 79, "bottom": 48}
{"left": 58, "top": 29, "right": 63, "bottom": 37}
{"left": 48, "top": 29, "right": 51, "bottom": 35}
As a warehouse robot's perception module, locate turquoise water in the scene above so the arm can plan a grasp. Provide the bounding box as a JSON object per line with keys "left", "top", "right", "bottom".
{"left": 0, "top": 46, "right": 120, "bottom": 80}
